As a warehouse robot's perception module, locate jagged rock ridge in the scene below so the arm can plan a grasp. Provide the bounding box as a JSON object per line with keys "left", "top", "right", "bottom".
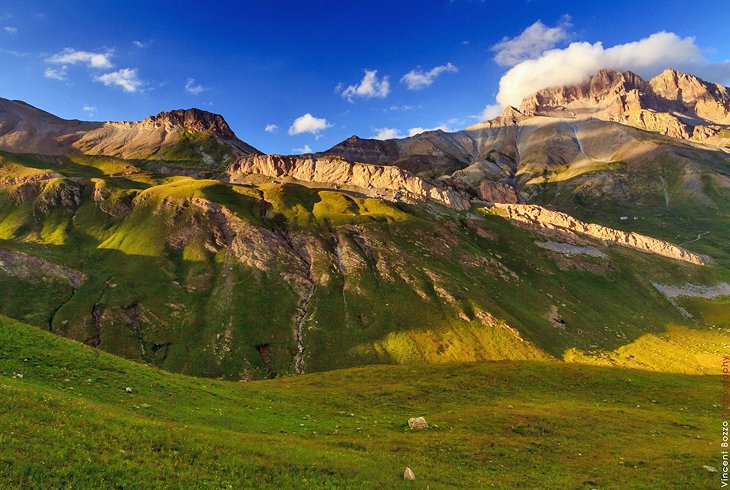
{"left": 519, "top": 68, "right": 730, "bottom": 146}
{"left": 228, "top": 154, "right": 472, "bottom": 209}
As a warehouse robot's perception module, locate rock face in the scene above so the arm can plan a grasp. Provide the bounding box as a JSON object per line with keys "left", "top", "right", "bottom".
{"left": 146, "top": 109, "right": 238, "bottom": 139}
{"left": 227, "top": 154, "right": 472, "bottom": 210}
{"left": 0, "top": 98, "right": 260, "bottom": 159}
{"left": 649, "top": 69, "right": 730, "bottom": 124}
{"left": 493, "top": 203, "right": 713, "bottom": 266}
{"left": 519, "top": 68, "right": 730, "bottom": 146}
{"left": 477, "top": 181, "right": 521, "bottom": 204}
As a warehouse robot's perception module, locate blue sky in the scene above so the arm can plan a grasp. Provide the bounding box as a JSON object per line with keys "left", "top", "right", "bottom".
{"left": 1, "top": 0, "right": 729, "bottom": 154}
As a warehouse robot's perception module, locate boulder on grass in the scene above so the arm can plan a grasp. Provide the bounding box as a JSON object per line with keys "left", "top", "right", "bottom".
{"left": 407, "top": 417, "right": 428, "bottom": 430}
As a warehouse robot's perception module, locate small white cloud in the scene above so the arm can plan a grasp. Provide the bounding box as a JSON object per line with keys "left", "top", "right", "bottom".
{"left": 44, "top": 66, "right": 68, "bottom": 81}
{"left": 1, "top": 48, "right": 29, "bottom": 57}
{"left": 185, "top": 78, "right": 206, "bottom": 95}
{"left": 408, "top": 125, "right": 449, "bottom": 136}
{"left": 288, "top": 113, "right": 332, "bottom": 135}
{"left": 492, "top": 16, "right": 572, "bottom": 67}
{"left": 385, "top": 104, "right": 419, "bottom": 112}
{"left": 400, "top": 63, "right": 458, "bottom": 90}
{"left": 82, "top": 105, "right": 97, "bottom": 116}
{"left": 292, "top": 144, "right": 313, "bottom": 154}
{"left": 46, "top": 48, "right": 114, "bottom": 69}
{"left": 372, "top": 128, "right": 404, "bottom": 140}
{"left": 341, "top": 69, "right": 390, "bottom": 102}
{"left": 3, "top": 26, "right": 17, "bottom": 35}
{"left": 265, "top": 123, "right": 278, "bottom": 133}
{"left": 132, "top": 40, "right": 150, "bottom": 48}
{"left": 94, "top": 68, "right": 143, "bottom": 93}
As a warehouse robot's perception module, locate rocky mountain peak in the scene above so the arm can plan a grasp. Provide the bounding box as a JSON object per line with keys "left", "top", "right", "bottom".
{"left": 590, "top": 68, "right": 647, "bottom": 91}
{"left": 496, "top": 105, "right": 526, "bottom": 124}
{"left": 144, "top": 108, "right": 238, "bottom": 139}
{"left": 649, "top": 69, "right": 730, "bottom": 122}
{"left": 519, "top": 68, "right": 652, "bottom": 117}
{"left": 518, "top": 68, "right": 730, "bottom": 146}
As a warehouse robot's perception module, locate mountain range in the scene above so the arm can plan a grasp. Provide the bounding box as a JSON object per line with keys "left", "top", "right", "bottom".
{"left": 0, "top": 68, "right": 727, "bottom": 380}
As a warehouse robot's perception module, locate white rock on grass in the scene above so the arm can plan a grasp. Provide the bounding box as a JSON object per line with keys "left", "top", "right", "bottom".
{"left": 403, "top": 467, "right": 416, "bottom": 480}
{"left": 407, "top": 417, "right": 428, "bottom": 429}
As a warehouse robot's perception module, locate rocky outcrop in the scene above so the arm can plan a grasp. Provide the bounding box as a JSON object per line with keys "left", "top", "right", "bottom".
{"left": 0, "top": 248, "right": 87, "bottom": 287}
{"left": 649, "top": 69, "right": 730, "bottom": 124}
{"left": 519, "top": 68, "right": 730, "bottom": 147}
{"left": 477, "top": 180, "right": 520, "bottom": 204}
{"left": 228, "top": 154, "right": 472, "bottom": 210}
{"left": 653, "top": 282, "right": 730, "bottom": 299}
{"left": 407, "top": 417, "right": 428, "bottom": 429}
{"left": 493, "top": 203, "right": 713, "bottom": 265}
{"left": 520, "top": 69, "right": 653, "bottom": 117}
{"left": 145, "top": 109, "right": 239, "bottom": 140}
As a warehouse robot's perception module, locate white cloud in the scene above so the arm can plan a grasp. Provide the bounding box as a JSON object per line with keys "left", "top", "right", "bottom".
{"left": 288, "top": 113, "right": 332, "bottom": 135}
{"left": 408, "top": 125, "right": 449, "bottom": 136}
{"left": 292, "top": 144, "right": 313, "bottom": 154}
{"left": 82, "top": 105, "right": 97, "bottom": 116}
{"left": 341, "top": 69, "right": 390, "bottom": 102}
{"left": 491, "top": 17, "right": 571, "bottom": 67}
{"left": 385, "top": 104, "right": 419, "bottom": 112}
{"left": 185, "top": 78, "right": 206, "bottom": 95}
{"left": 46, "top": 48, "right": 114, "bottom": 69}
{"left": 491, "top": 31, "right": 708, "bottom": 111}
{"left": 94, "top": 68, "right": 143, "bottom": 93}
{"left": 372, "top": 128, "right": 404, "bottom": 140}
{"left": 132, "top": 40, "right": 150, "bottom": 48}
{"left": 265, "top": 123, "right": 278, "bottom": 133}
{"left": 478, "top": 104, "right": 503, "bottom": 120}
{"left": 44, "top": 66, "right": 68, "bottom": 81}
{"left": 400, "top": 63, "right": 458, "bottom": 90}
{"left": 3, "top": 26, "right": 17, "bottom": 35}
{"left": 370, "top": 126, "right": 452, "bottom": 139}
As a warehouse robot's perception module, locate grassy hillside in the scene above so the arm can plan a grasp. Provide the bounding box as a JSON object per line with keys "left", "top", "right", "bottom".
{"left": 531, "top": 147, "right": 730, "bottom": 267}
{"left": 0, "top": 150, "right": 728, "bottom": 379}
{"left": 0, "top": 315, "right": 719, "bottom": 489}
